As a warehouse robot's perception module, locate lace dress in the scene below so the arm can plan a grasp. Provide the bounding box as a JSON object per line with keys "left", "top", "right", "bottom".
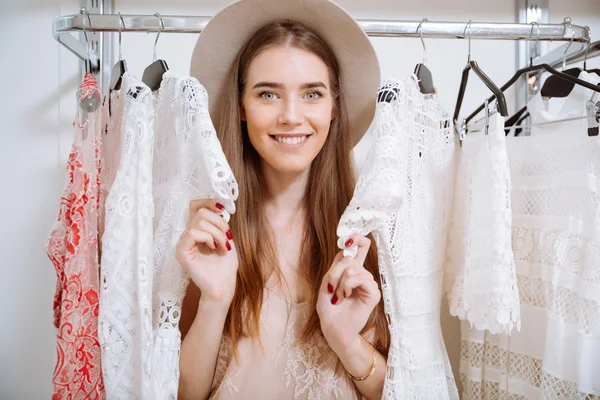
{"left": 151, "top": 72, "right": 238, "bottom": 399}
{"left": 46, "top": 73, "right": 105, "bottom": 399}
{"left": 337, "top": 78, "right": 459, "bottom": 399}
{"left": 444, "top": 110, "right": 521, "bottom": 335}
{"left": 209, "top": 287, "right": 368, "bottom": 400}
{"left": 460, "top": 71, "right": 600, "bottom": 399}
{"left": 97, "top": 73, "right": 155, "bottom": 399}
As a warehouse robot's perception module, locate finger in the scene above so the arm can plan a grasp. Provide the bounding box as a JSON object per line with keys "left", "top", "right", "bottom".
{"left": 189, "top": 199, "right": 226, "bottom": 221}
{"left": 334, "top": 265, "right": 369, "bottom": 304}
{"left": 195, "top": 220, "right": 231, "bottom": 252}
{"left": 177, "top": 227, "right": 218, "bottom": 255}
{"left": 342, "top": 234, "right": 371, "bottom": 265}
{"left": 323, "top": 254, "right": 354, "bottom": 298}
{"left": 338, "top": 269, "right": 379, "bottom": 304}
{"left": 190, "top": 207, "right": 231, "bottom": 238}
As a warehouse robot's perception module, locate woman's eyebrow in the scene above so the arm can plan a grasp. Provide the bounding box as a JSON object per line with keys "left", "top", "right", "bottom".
{"left": 252, "top": 81, "right": 283, "bottom": 89}
{"left": 251, "top": 81, "right": 328, "bottom": 90}
{"left": 300, "top": 81, "right": 327, "bottom": 89}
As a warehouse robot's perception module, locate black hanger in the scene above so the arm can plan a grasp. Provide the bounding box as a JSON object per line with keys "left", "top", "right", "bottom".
{"left": 414, "top": 19, "right": 435, "bottom": 94}
{"left": 465, "top": 24, "right": 600, "bottom": 126}
{"left": 376, "top": 83, "right": 399, "bottom": 103}
{"left": 503, "top": 106, "right": 528, "bottom": 135}
{"left": 454, "top": 22, "right": 509, "bottom": 132}
{"left": 454, "top": 60, "right": 509, "bottom": 122}
{"left": 142, "top": 13, "right": 169, "bottom": 91}
{"left": 540, "top": 67, "right": 582, "bottom": 97}
{"left": 467, "top": 63, "right": 600, "bottom": 125}
{"left": 538, "top": 26, "right": 582, "bottom": 98}
{"left": 512, "top": 111, "right": 530, "bottom": 137}
{"left": 110, "top": 13, "right": 127, "bottom": 91}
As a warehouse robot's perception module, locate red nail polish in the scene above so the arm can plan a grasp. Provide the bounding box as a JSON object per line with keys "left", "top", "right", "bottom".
{"left": 226, "top": 241, "right": 232, "bottom": 251}
{"left": 345, "top": 239, "right": 354, "bottom": 248}
{"left": 327, "top": 283, "right": 334, "bottom": 293}
{"left": 331, "top": 294, "right": 338, "bottom": 305}
{"left": 216, "top": 203, "right": 225, "bottom": 211}
{"left": 226, "top": 230, "right": 233, "bottom": 240}
{"left": 214, "top": 240, "right": 218, "bottom": 248}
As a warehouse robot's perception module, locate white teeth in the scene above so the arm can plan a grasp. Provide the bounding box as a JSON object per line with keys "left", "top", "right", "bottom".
{"left": 275, "top": 135, "right": 308, "bottom": 145}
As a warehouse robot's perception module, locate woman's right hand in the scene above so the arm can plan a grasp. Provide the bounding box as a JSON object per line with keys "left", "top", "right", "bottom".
{"left": 176, "top": 199, "right": 239, "bottom": 309}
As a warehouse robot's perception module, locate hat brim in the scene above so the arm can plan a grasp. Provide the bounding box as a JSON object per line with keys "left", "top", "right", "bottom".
{"left": 189, "top": 0, "right": 380, "bottom": 148}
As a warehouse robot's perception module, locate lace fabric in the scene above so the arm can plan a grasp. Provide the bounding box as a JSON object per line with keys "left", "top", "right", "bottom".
{"left": 98, "top": 73, "right": 155, "bottom": 399}
{"left": 460, "top": 71, "right": 600, "bottom": 399}
{"left": 337, "top": 78, "right": 459, "bottom": 399}
{"left": 46, "top": 73, "right": 105, "bottom": 399}
{"left": 444, "top": 111, "right": 521, "bottom": 335}
{"left": 209, "top": 288, "right": 365, "bottom": 400}
{"left": 151, "top": 72, "right": 239, "bottom": 399}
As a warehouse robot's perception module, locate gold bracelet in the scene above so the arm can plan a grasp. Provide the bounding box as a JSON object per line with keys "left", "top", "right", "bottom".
{"left": 347, "top": 336, "right": 376, "bottom": 382}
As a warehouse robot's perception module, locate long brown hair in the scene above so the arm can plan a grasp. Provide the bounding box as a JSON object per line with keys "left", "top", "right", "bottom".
{"left": 216, "top": 20, "right": 389, "bottom": 362}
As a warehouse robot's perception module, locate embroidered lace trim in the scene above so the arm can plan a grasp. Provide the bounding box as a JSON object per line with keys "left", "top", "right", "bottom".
{"left": 98, "top": 73, "right": 155, "bottom": 399}
{"left": 460, "top": 130, "right": 600, "bottom": 399}
{"left": 151, "top": 73, "right": 238, "bottom": 399}
{"left": 338, "top": 78, "right": 459, "bottom": 399}
{"left": 444, "top": 112, "right": 521, "bottom": 335}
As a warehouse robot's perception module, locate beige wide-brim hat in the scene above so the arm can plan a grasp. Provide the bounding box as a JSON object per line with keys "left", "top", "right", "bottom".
{"left": 190, "top": 0, "right": 380, "bottom": 148}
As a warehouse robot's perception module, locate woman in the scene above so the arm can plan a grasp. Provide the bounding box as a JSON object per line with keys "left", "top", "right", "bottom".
{"left": 178, "top": 0, "right": 389, "bottom": 399}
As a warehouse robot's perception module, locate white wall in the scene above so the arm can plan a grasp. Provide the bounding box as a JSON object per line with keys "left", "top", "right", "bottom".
{"left": 1, "top": 0, "right": 598, "bottom": 398}
{"left": 0, "top": 1, "right": 81, "bottom": 399}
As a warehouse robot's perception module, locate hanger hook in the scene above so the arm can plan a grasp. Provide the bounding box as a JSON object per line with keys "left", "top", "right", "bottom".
{"left": 562, "top": 18, "right": 575, "bottom": 70}
{"left": 81, "top": 9, "right": 92, "bottom": 57}
{"left": 583, "top": 26, "right": 591, "bottom": 70}
{"left": 153, "top": 12, "right": 164, "bottom": 62}
{"left": 463, "top": 20, "right": 472, "bottom": 63}
{"left": 118, "top": 12, "right": 125, "bottom": 61}
{"left": 416, "top": 18, "right": 428, "bottom": 66}
{"left": 529, "top": 22, "right": 540, "bottom": 66}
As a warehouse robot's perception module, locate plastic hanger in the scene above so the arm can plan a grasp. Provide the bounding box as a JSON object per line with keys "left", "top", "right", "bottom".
{"left": 503, "top": 107, "right": 529, "bottom": 136}
{"left": 466, "top": 22, "right": 600, "bottom": 128}
{"left": 414, "top": 19, "right": 435, "bottom": 94}
{"left": 78, "top": 10, "right": 102, "bottom": 114}
{"left": 109, "top": 13, "right": 127, "bottom": 91}
{"left": 539, "top": 24, "right": 582, "bottom": 98}
{"left": 453, "top": 21, "right": 508, "bottom": 143}
{"left": 376, "top": 19, "right": 435, "bottom": 103}
{"left": 76, "top": 11, "right": 102, "bottom": 141}
{"left": 142, "top": 13, "right": 169, "bottom": 91}
{"left": 512, "top": 111, "right": 530, "bottom": 137}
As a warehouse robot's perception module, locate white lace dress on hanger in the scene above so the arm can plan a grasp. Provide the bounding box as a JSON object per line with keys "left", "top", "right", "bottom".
{"left": 98, "top": 72, "right": 155, "bottom": 399}
{"left": 151, "top": 72, "right": 238, "bottom": 399}
{"left": 338, "top": 78, "right": 459, "bottom": 400}
{"left": 444, "top": 110, "right": 521, "bottom": 335}
{"left": 460, "top": 71, "right": 600, "bottom": 399}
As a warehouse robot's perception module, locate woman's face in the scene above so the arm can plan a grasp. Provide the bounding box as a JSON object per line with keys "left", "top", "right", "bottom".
{"left": 241, "top": 45, "right": 334, "bottom": 174}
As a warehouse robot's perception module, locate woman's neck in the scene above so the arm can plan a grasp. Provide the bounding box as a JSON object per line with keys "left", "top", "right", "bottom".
{"left": 261, "top": 161, "right": 309, "bottom": 223}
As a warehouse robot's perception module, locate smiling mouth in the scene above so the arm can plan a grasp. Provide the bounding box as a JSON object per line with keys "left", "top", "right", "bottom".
{"left": 269, "top": 134, "right": 312, "bottom": 146}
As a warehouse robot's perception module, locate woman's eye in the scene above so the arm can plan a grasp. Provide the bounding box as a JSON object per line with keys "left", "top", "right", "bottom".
{"left": 260, "top": 91, "right": 278, "bottom": 100}
{"left": 305, "top": 91, "right": 321, "bottom": 100}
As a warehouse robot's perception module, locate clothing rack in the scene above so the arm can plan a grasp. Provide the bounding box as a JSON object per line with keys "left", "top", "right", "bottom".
{"left": 548, "top": 40, "right": 600, "bottom": 67}
{"left": 53, "top": 12, "right": 591, "bottom": 65}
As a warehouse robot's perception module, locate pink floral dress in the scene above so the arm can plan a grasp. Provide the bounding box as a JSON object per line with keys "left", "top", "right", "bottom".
{"left": 46, "top": 73, "right": 105, "bottom": 399}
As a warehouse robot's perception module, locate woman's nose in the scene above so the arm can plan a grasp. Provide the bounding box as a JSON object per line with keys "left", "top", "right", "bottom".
{"left": 278, "top": 98, "right": 303, "bottom": 126}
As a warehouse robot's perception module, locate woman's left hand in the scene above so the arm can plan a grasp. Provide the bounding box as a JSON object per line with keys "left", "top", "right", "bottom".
{"left": 317, "top": 234, "right": 381, "bottom": 355}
